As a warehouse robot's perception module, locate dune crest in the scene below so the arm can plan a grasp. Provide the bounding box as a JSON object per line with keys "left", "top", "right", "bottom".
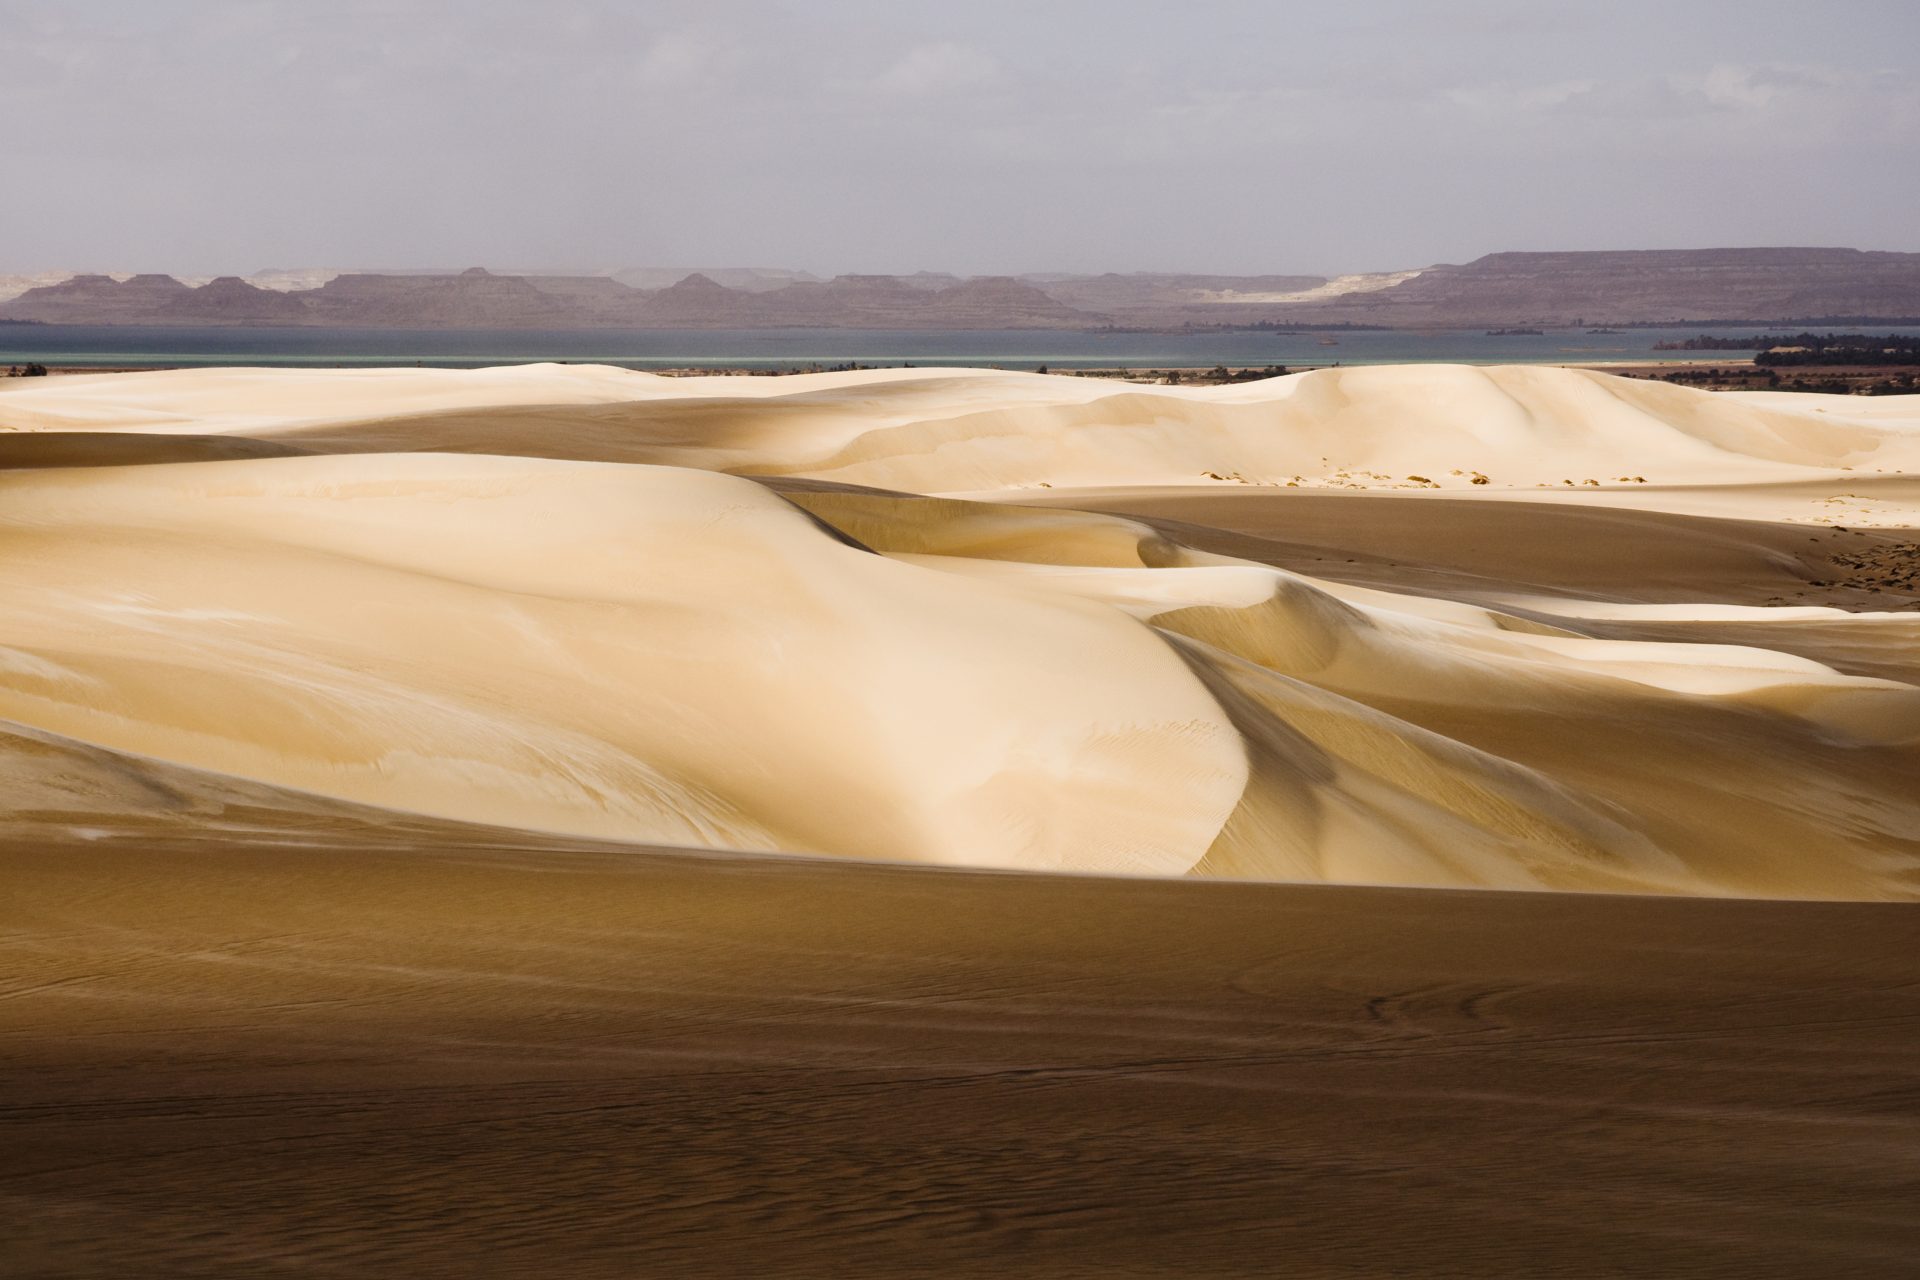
{"left": 0, "top": 454, "right": 1245, "bottom": 874}
{"left": 8, "top": 363, "right": 1918, "bottom": 506}
{"left": 3, "top": 365, "right": 1918, "bottom": 897}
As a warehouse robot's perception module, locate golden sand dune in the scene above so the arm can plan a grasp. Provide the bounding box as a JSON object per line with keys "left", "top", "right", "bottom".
{"left": 3, "top": 365, "right": 1918, "bottom": 897}
{"left": 5, "top": 361, "right": 1917, "bottom": 499}
{"left": 0, "top": 455, "right": 1244, "bottom": 873}
{"left": 7, "top": 364, "right": 1920, "bottom": 1277}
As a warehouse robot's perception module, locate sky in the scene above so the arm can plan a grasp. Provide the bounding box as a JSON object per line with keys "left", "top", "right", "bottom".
{"left": 5, "top": 0, "right": 1919, "bottom": 276}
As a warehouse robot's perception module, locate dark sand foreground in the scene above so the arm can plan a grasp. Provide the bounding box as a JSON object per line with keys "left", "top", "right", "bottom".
{"left": 5, "top": 825, "right": 1917, "bottom": 1278}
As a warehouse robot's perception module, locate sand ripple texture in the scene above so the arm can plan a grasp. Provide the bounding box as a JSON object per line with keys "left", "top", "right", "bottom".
{"left": 3, "top": 363, "right": 1918, "bottom": 898}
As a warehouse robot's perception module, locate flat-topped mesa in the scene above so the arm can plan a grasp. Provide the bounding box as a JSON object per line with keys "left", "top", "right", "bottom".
{"left": 625, "top": 272, "right": 1104, "bottom": 329}
{"left": 825, "top": 273, "right": 920, "bottom": 290}
{"left": 753, "top": 274, "right": 931, "bottom": 325}
{"left": 1467, "top": 247, "right": 1896, "bottom": 269}
{"left": 0, "top": 272, "right": 194, "bottom": 323}
{"left": 749, "top": 273, "right": 1099, "bottom": 329}
{"left": 921, "top": 275, "right": 1103, "bottom": 327}
{"left": 6, "top": 249, "right": 1920, "bottom": 328}
{"left": 296, "top": 269, "right": 581, "bottom": 327}
{"left": 522, "top": 273, "right": 651, "bottom": 322}
{"left": 897, "top": 271, "right": 966, "bottom": 291}
{"left": 161, "top": 276, "right": 315, "bottom": 323}
{"left": 1281, "top": 248, "right": 1920, "bottom": 327}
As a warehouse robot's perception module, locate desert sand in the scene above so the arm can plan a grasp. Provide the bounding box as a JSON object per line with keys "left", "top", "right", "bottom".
{"left": 3, "top": 362, "right": 1918, "bottom": 896}
{"left": 3, "top": 363, "right": 1918, "bottom": 1275}
{"left": 7, "top": 808, "right": 1917, "bottom": 1278}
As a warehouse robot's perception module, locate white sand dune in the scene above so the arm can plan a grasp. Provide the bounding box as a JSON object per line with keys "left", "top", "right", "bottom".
{"left": 3, "top": 364, "right": 1917, "bottom": 897}
{"left": 8, "top": 362, "right": 1917, "bottom": 506}
{"left": 1196, "top": 269, "right": 1426, "bottom": 304}
{"left": 0, "top": 455, "right": 1244, "bottom": 874}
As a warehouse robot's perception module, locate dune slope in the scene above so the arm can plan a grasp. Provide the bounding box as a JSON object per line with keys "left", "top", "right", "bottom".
{"left": 9, "top": 361, "right": 1919, "bottom": 502}
{"left": 3, "top": 363, "right": 1918, "bottom": 897}
{"left": 0, "top": 454, "right": 1245, "bottom": 874}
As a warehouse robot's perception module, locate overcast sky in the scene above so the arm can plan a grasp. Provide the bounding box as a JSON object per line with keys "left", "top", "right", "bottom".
{"left": 6, "top": 0, "right": 1918, "bottom": 276}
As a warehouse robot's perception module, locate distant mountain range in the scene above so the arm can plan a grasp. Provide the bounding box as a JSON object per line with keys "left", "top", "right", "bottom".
{"left": 5, "top": 249, "right": 1920, "bottom": 330}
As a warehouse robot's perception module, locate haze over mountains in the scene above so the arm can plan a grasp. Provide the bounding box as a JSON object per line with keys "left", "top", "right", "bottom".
{"left": 5, "top": 248, "right": 1920, "bottom": 330}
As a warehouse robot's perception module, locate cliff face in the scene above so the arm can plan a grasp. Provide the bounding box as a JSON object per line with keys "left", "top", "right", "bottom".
{"left": 1280, "top": 249, "right": 1920, "bottom": 325}
{"left": 725, "top": 275, "right": 1093, "bottom": 329}
{"left": 296, "top": 268, "right": 581, "bottom": 328}
{"left": 524, "top": 274, "right": 654, "bottom": 323}
{"left": 2, "top": 273, "right": 194, "bottom": 323}
{"left": 756, "top": 275, "right": 930, "bottom": 327}
{"left": 634, "top": 273, "right": 770, "bottom": 326}
{"left": 159, "top": 276, "right": 314, "bottom": 323}
{"left": 5, "top": 251, "right": 1920, "bottom": 330}
{"left": 615, "top": 273, "right": 1102, "bottom": 329}
{"left": 0, "top": 268, "right": 1100, "bottom": 329}
{"left": 914, "top": 277, "right": 1094, "bottom": 328}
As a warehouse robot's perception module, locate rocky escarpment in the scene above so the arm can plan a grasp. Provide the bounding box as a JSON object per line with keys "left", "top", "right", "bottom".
{"left": 2, "top": 273, "right": 195, "bottom": 323}
{"left": 6, "top": 250, "right": 1920, "bottom": 329}
{"left": 1279, "top": 249, "right": 1920, "bottom": 326}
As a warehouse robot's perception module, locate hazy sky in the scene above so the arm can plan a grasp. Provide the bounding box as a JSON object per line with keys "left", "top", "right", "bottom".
{"left": 7, "top": 0, "right": 1918, "bottom": 275}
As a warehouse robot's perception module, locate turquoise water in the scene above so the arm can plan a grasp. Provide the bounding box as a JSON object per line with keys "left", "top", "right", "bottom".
{"left": 6, "top": 323, "right": 1919, "bottom": 372}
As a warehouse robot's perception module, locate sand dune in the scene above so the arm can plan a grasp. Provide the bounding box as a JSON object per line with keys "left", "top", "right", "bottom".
{"left": 9, "top": 362, "right": 1918, "bottom": 505}
{"left": 0, "top": 454, "right": 1244, "bottom": 873}
{"left": 782, "top": 486, "right": 1920, "bottom": 896}
{"left": 7, "top": 360, "right": 1920, "bottom": 1276}
{"left": 3, "top": 363, "right": 1919, "bottom": 897}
